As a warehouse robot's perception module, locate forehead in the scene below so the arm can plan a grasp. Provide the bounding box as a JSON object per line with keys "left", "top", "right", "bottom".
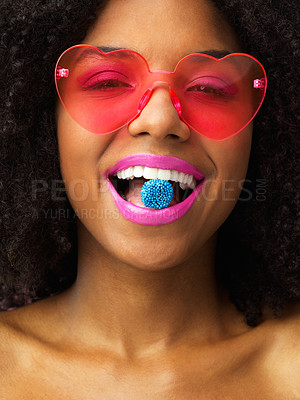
{"left": 84, "top": 0, "right": 241, "bottom": 69}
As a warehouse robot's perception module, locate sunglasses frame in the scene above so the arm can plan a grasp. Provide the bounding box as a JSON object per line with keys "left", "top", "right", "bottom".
{"left": 55, "top": 44, "right": 267, "bottom": 140}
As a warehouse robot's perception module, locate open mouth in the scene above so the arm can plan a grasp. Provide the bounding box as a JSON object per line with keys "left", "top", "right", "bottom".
{"left": 108, "top": 166, "right": 203, "bottom": 208}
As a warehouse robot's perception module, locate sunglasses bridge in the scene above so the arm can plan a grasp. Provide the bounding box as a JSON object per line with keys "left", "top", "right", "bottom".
{"left": 136, "top": 81, "right": 182, "bottom": 117}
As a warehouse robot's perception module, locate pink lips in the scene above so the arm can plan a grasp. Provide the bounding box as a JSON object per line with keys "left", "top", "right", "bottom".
{"left": 105, "top": 154, "right": 205, "bottom": 225}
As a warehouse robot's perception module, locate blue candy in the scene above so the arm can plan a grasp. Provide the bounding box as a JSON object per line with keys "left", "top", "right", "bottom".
{"left": 141, "top": 179, "right": 174, "bottom": 209}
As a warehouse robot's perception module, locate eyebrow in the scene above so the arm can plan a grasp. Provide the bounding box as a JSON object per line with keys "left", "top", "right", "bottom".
{"left": 195, "top": 50, "right": 232, "bottom": 58}
{"left": 97, "top": 47, "right": 232, "bottom": 58}
{"left": 73, "top": 46, "right": 137, "bottom": 65}
{"left": 74, "top": 46, "right": 232, "bottom": 65}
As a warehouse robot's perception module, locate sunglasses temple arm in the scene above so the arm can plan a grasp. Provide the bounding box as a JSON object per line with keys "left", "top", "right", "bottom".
{"left": 56, "top": 66, "right": 69, "bottom": 80}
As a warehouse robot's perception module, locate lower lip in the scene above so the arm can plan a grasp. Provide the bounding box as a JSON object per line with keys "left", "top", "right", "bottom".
{"left": 106, "top": 178, "right": 205, "bottom": 225}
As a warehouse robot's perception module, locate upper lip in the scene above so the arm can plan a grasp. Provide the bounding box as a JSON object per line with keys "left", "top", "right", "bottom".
{"left": 105, "top": 153, "right": 205, "bottom": 181}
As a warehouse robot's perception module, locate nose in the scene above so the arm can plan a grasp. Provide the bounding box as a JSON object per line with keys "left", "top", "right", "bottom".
{"left": 128, "top": 85, "right": 190, "bottom": 142}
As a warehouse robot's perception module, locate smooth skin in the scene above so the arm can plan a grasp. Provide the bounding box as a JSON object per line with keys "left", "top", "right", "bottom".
{"left": 0, "top": 0, "right": 300, "bottom": 399}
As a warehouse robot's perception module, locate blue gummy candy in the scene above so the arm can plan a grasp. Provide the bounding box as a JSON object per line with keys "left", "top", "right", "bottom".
{"left": 141, "top": 179, "right": 173, "bottom": 210}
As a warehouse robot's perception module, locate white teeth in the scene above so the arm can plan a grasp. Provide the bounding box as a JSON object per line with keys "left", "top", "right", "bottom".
{"left": 179, "top": 183, "right": 188, "bottom": 190}
{"left": 157, "top": 169, "right": 171, "bottom": 180}
{"left": 179, "top": 172, "right": 186, "bottom": 184}
{"left": 189, "top": 180, "right": 196, "bottom": 190}
{"left": 144, "top": 167, "right": 157, "bottom": 179}
{"left": 133, "top": 166, "right": 143, "bottom": 178}
{"left": 186, "top": 175, "right": 193, "bottom": 187}
{"left": 127, "top": 167, "right": 134, "bottom": 179}
{"left": 113, "top": 166, "right": 197, "bottom": 190}
{"left": 170, "top": 170, "right": 179, "bottom": 182}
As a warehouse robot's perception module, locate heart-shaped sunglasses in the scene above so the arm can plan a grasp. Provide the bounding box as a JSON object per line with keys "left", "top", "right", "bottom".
{"left": 55, "top": 44, "right": 267, "bottom": 140}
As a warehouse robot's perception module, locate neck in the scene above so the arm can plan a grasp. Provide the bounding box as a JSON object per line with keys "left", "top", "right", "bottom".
{"left": 57, "top": 223, "right": 239, "bottom": 359}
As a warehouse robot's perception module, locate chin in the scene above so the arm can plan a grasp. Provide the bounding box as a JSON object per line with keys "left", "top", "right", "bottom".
{"left": 114, "top": 242, "right": 188, "bottom": 272}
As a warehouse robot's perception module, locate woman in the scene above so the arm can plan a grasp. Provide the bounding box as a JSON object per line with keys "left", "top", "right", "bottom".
{"left": 0, "top": 0, "right": 299, "bottom": 398}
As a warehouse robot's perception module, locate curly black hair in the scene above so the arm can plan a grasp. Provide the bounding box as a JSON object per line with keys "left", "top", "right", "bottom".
{"left": 0, "top": 0, "right": 299, "bottom": 326}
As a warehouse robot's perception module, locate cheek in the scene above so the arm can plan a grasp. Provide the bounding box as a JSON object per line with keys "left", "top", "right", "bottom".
{"left": 207, "top": 125, "right": 252, "bottom": 181}
{"left": 226, "top": 126, "right": 252, "bottom": 178}
{"left": 56, "top": 106, "right": 113, "bottom": 205}
{"left": 192, "top": 126, "right": 253, "bottom": 240}
{"left": 222, "top": 127, "right": 252, "bottom": 205}
{"left": 197, "top": 125, "right": 252, "bottom": 210}
{"left": 56, "top": 105, "right": 110, "bottom": 173}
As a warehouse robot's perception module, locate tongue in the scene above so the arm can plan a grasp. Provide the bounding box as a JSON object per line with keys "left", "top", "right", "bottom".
{"left": 124, "top": 178, "right": 178, "bottom": 208}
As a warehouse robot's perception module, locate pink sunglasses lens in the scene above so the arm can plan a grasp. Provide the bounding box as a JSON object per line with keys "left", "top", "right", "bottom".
{"left": 55, "top": 45, "right": 267, "bottom": 139}
{"left": 174, "top": 53, "right": 266, "bottom": 140}
{"left": 55, "top": 45, "right": 149, "bottom": 134}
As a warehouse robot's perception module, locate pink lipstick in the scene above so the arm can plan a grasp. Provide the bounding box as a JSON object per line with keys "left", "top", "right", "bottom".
{"left": 105, "top": 154, "right": 205, "bottom": 225}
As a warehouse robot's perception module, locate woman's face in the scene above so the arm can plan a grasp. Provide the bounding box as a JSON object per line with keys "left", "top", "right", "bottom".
{"left": 56, "top": 0, "right": 252, "bottom": 270}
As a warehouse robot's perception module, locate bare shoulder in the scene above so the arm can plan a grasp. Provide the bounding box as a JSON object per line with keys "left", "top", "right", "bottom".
{"left": 256, "top": 303, "right": 300, "bottom": 398}
{"left": 0, "top": 296, "right": 63, "bottom": 398}
{"left": 0, "top": 308, "right": 25, "bottom": 365}
{"left": 0, "top": 294, "right": 63, "bottom": 352}
{"left": 275, "top": 304, "right": 300, "bottom": 374}
{"left": 0, "top": 307, "right": 31, "bottom": 397}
